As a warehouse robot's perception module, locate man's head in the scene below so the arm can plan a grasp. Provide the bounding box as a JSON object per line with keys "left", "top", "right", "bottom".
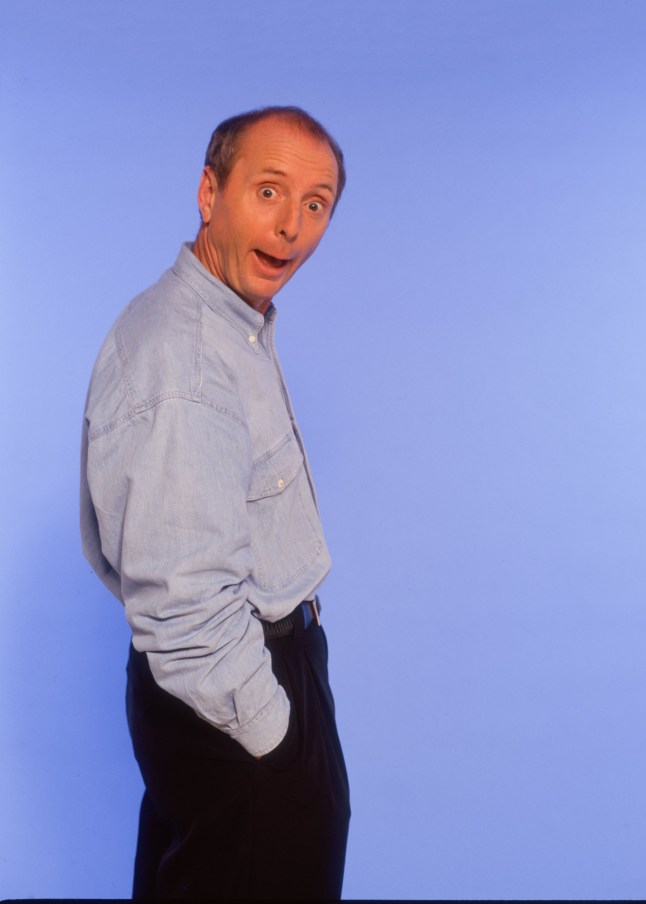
{"left": 193, "top": 106, "right": 345, "bottom": 313}
{"left": 204, "top": 106, "right": 346, "bottom": 214}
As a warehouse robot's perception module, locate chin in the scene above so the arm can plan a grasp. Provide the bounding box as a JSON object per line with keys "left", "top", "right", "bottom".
{"left": 246, "top": 280, "right": 284, "bottom": 308}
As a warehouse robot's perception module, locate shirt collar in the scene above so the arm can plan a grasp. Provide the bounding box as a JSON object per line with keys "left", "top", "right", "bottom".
{"left": 172, "top": 242, "right": 277, "bottom": 335}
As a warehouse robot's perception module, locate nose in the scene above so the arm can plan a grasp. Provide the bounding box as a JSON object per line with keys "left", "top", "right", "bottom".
{"left": 276, "top": 201, "right": 301, "bottom": 243}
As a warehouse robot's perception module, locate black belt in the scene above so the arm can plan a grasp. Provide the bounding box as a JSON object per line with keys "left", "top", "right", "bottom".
{"left": 261, "top": 598, "right": 321, "bottom": 640}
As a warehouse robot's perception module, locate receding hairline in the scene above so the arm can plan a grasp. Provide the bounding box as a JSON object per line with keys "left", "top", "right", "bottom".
{"left": 232, "top": 114, "right": 339, "bottom": 169}
{"left": 203, "top": 105, "right": 346, "bottom": 213}
{"left": 231, "top": 124, "right": 341, "bottom": 200}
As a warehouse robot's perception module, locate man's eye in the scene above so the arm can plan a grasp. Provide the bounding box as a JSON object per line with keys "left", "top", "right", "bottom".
{"left": 308, "top": 201, "right": 323, "bottom": 213}
{"left": 260, "top": 187, "right": 276, "bottom": 199}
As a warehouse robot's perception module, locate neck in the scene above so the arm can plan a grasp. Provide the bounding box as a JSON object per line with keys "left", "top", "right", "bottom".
{"left": 191, "top": 228, "right": 272, "bottom": 315}
{"left": 192, "top": 226, "right": 211, "bottom": 273}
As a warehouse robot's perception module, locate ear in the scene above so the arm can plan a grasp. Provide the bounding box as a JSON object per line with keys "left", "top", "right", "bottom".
{"left": 197, "top": 166, "right": 218, "bottom": 225}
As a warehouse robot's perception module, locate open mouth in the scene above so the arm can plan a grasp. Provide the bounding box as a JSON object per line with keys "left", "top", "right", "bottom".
{"left": 255, "top": 249, "right": 290, "bottom": 271}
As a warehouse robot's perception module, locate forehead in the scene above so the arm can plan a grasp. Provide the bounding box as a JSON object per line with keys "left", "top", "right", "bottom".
{"left": 234, "top": 117, "right": 338, "bottom": 191}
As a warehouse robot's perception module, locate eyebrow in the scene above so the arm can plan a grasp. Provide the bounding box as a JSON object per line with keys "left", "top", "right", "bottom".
{"left": 258, "top": 168, "right": 336, "bottom": 196}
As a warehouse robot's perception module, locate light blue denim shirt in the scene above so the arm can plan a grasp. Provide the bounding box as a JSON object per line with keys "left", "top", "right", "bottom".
{"left": 80, "top": 243, "right": 331, "bottom": 756}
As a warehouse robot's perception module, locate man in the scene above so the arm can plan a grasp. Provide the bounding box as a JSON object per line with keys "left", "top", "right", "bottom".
{"left": 80, "top": 106, "right": 350, "bottom": 899}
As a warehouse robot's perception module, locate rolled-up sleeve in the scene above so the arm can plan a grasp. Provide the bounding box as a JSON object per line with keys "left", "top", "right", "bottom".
{"left": 86, "top": 395, "right": 290, "bottom": 757}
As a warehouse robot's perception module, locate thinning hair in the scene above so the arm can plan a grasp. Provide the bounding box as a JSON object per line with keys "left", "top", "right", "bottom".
{"left": 203, "top": 105, "right": 346, "bottom": 213}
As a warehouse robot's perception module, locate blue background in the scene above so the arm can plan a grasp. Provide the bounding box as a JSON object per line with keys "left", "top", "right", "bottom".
{"left": 2, "top": 0, "right": 645, "bottom": 898}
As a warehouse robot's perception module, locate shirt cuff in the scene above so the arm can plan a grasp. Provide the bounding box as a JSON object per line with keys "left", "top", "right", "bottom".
{"left": 226, "top": 682, "right": 291, "bottom": 757}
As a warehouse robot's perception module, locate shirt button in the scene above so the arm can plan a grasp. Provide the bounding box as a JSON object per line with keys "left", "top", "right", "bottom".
{"left": 248, "top": 334, "right": 256, "bottom": 344}
{"left": 277, "top": 478, "right": 285, "bottom": 489}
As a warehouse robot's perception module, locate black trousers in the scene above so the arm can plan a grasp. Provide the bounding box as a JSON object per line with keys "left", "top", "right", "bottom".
{"left": 126, "top": 607, "right": 350, "bottom": 900}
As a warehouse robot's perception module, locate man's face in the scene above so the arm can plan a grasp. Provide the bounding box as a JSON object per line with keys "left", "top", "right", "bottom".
{"left": 196, "top": 117, "right": 339, "bottom": 313}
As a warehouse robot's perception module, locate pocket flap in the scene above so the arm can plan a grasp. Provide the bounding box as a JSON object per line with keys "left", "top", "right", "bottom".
{"left": 247, "top": 435, "right": 303, "bottom": 501}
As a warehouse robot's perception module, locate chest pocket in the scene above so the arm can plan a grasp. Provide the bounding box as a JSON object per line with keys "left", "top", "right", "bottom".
{"left": 246, "top": 433, "right": 322, "bottom": 593}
